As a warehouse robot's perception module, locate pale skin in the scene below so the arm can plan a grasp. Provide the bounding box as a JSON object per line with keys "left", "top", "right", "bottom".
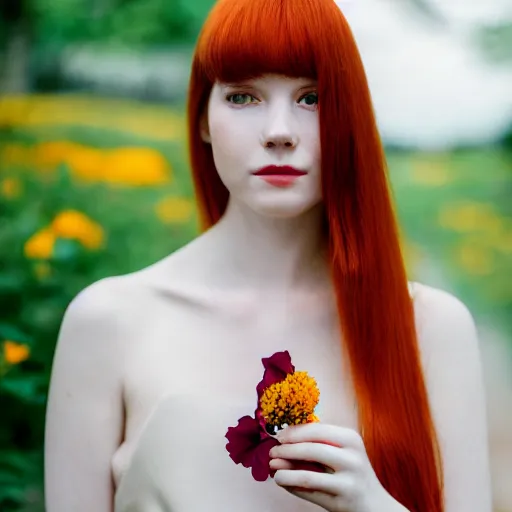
{"left": 44, "top": 75, "right": 493, "bottom": 512}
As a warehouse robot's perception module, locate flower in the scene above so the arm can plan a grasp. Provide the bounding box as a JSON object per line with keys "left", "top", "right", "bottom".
{"left": 32, "top": 141, "right": 170, "bottom": 186}
{"left": 155, "top": 196, "right": 195, "bottom": 224}
{"left": 103, "top": 147, "right": 170, "bottom": 186}
{"left": 24, "top": 228, "right": 56, "bottom": 259}
{"left": 455, "top": 243, "right": 494, "bottom": 276}
{"left": 438, "top": 201, "right": 503, "bottom": 235}
{"left": 0, "top": 143, "right": 33, "bottom": 168}
{"left": 3, "top": 340, "right": 30, "bottom": 365}
{"left": 225, "top": 415, "right": 280, "bottom": 482}
{"left": 51, "top": 210, "right": 105, "bottom": 250}
{"left": 260, "top": 371, "right": 320, "bottom": 428}
{"left": 1, "top": 177, "right": 22, "bottom": 198}
{"left": 0, "top": 95, "right": 185, "bottom": 142}
{"left": 225, "top": 350, "right": 320, "bottom": 482}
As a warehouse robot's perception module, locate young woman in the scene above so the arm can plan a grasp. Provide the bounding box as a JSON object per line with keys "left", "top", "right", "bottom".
{"left": 44, "top": 0, "right": 493, "bottom": 511}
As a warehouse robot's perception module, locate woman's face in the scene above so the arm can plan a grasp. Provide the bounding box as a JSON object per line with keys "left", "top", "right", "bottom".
{"left": 202, "top": 74, "right": 322, "bottom": 218}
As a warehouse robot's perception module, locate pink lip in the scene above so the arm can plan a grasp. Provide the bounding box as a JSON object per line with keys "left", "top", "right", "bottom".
{"left": 258, "top": 176, "right": 301, "bottom": 187}
{"left": 252, "top": 165, "right": 307, "bottom": 187}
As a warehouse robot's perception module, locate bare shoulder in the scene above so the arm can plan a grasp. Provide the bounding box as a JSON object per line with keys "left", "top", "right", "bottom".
{"left": 61, "top": 230, "right": 213, "bottom": 344}
{"left": 46, "top": 273, "right": 153, "bottom": 512}
{"left": 55, "top": 267, "right": 175, "bottom": 375}
{"left": 408, "top": 286, "right": 492, "bottom": 511}
{"left": 61, "top": 275, "right": 140, "bottom": 339}
{"left": 409, "top": 282, "right": 479, "bottom": 365}
{"left": 410, "top": 281, "right": 475, "bottom": 327}
{"left": 59, "top": 243, "right": 206, "bottom": 347}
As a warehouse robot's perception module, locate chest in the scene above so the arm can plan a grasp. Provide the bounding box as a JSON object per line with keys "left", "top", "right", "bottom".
{"left": 115, "top": 396, "right": 337, "bottom": 512}
{"left": 113, "top": 292, "right": 359, "bottom": 487}
{"left": 127, "top": 293, "right": 356, "bottom": 423}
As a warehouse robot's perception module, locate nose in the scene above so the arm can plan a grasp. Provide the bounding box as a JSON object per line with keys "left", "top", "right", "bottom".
{"left": 260, "top": 106, "right": 298, "bottom": 149}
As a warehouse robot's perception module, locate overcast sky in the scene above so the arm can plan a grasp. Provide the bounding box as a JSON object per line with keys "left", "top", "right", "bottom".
{"left": 340, "top": 0, "right": 512, "bottom": 149}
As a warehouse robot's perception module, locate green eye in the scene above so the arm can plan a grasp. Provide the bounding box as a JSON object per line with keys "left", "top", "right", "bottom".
{"left": 300, "top": 92, "right": 318, "bottom": 106}
{"left": 227, "top": 94, "right": 255, "bottom": 105}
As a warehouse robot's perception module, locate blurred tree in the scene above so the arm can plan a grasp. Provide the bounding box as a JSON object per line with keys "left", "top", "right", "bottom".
{"left": 30, "top": 0, "right": 215, "bottom": 48}
{"left": 1, "top": 0, "right": 217, "bottom": 94}
{"left": 0, "top": 0, "right": 33, "bottom": 93}
{"left": 477, "top": 21, "right": 512, "bottom": 63}
{"left": 403, "top": 0, "right": 447, "bottom": 26}
{"left": 405, "top": 0, "right": 512, "bottom": 62}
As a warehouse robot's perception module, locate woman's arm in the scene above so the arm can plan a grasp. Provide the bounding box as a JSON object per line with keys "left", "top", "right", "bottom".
{"left": 415, "top": 284, "right": 493, "bottom": 512}
{"left": 45, "top": 279, "right": 125, "bottom": 512}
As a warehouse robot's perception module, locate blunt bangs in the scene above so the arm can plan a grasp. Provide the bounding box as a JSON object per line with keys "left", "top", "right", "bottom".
{"left": 195, "top": 0, "right": 347, "bottom": 84}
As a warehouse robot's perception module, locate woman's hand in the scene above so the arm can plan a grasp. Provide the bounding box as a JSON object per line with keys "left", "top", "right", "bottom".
{"left": 269, "top": 423, "right": 405, "bottom": 512}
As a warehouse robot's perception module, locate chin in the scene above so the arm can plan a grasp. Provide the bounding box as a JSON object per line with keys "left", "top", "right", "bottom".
{"left": 248, "top": 198, "right": 321, "bottom": 219}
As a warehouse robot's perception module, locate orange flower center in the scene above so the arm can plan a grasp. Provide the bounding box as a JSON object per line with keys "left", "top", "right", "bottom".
{"left": 260, "top": 371, "right": 320, "bottom": 429}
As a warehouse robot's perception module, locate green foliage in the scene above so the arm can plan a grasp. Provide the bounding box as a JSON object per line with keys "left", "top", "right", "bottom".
{"left": 476, "top": 22, "right": 512, "bottom": 63}
{"left": 29, "top": 0, "right": 216, "bottom": 47}
{"left": 0, "top": 95, "right": 511, "bottom": 511}
{"left": 0, "top": 121, "right": 198, "bottom": 510}
{"left": 389, "top": 149, "right": 512, "bottom": 338}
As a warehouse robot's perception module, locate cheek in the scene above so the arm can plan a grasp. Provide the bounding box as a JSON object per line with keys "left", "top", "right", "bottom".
{"left": 208, "top": 119, "right": 250, "bottom": 185}
{"left": 209, "top": 120, "right": 246, "bottom": 160}
{"left": 299, "top": 120, "right": 321, "bottom": 163}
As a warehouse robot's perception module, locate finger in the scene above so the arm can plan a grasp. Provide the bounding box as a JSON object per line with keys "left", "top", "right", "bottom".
{"left": 269, "top": 458, "right": 295, "bottom": 470}
{"left": 274, "top": 469, "right": 339, "bottom": 495}
{"left": 271, "top": 442, "right": 343, "bottom": 471}
{"left": 287, "top": 488, "right": 335, "bottom": 510}
{"left": 277, "top": 423, "right": 363, "bottom": 449}
{"left": 270, "top": 458, "right": 327, "bottom": 472}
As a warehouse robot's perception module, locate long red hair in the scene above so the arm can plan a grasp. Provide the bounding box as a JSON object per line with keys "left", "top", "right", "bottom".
{"left": 187, "top": 0, "right": 444, "bottom": 510}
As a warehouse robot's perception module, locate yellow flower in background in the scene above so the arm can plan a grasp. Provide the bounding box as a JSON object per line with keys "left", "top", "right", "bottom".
{"left": 67, "top": 146, "right": 105, "bottom": 181}
{"left": 51, "top": 210, "right": 104, "bottom": 250}
{"left": 0, "top": 143, "right": 33, "bottom": 167}
{"left": 0, "top": 177, "right": 22, "bottom": 198}
{"left": 401, "top": 240, "right": 423, "bottom": 276}
{"left": 33, "top": 140, "right": 76, "bottom": 168}
{"left": 455, "top": 243, "right": 494, "bottom": 276}
{"left": 34, "top": 141, "right": 104, "bottom": 179}
{"left": 0, "top": 94, "right": 185, "bottom": 141}
{"left": 411, "top": 155, "right": 453, "bottom": 186}
{"left": 155, "top": 196, "right": 195, "bottom": 223}
{"left": 438, "top": 202, "right": 503, "bottom": 234}
{"left": 24, "top": 211, "right": 104, "bottom": 260}
{"left": 31, "top": 142, "right": 170, "bottom": 186}
{"left": 103, "top": 147, "right": 170, "bottom": 186}
{"left": 3, "top": 340, "right": 30, "bottom": 365}
{"left": 24, "top": 228, "right": 56, "bottom": 259}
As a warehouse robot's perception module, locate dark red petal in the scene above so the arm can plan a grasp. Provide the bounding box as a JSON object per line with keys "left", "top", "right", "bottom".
{"left": 250, "top": 436, "right": 280, "bottom": 482}
{"left": 256, "top": 351, "right": 295, "bottom": 399}
{"left": 263, "top": 350, "right": 295, "bottom": 375}
{"left": 225, "top": 415, "right": 261, "bottom": 465}
{"left": 255, "top": 408, "right": 268, "bottom": 438}
{"left": 226, "top": 415, "right": 282, "bottom": 482}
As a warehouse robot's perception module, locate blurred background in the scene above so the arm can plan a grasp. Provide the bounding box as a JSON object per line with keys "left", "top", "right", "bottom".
{"left": 0, "top": 0, "right": 511, "bottom": 510}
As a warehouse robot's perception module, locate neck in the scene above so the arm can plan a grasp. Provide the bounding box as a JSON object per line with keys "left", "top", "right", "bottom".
{"left": 203, "top": 198, "right": 330, "bottom": 290}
